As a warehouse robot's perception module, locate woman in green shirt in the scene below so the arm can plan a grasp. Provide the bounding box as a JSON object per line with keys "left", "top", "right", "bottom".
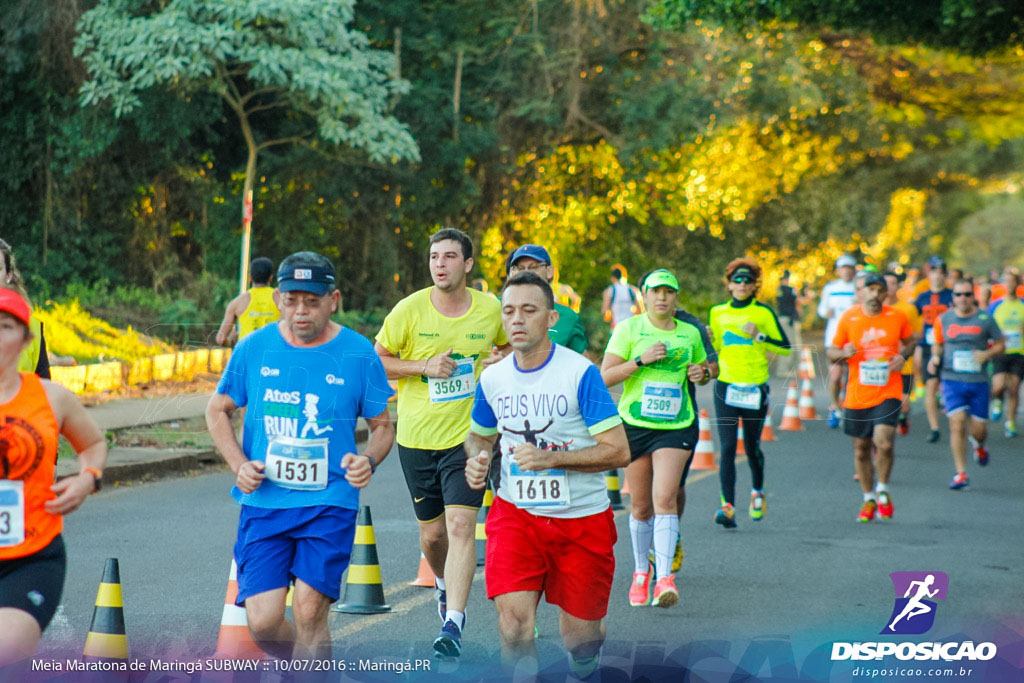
{"left": 707, "top": 258, "right": 790, "bottom": 529}
{"left": 601, "top": 269, "right": 710, "bottom": 610}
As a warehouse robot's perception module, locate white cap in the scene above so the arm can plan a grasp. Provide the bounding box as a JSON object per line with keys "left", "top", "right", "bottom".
{"left": 835, "top": 255, "right": 857, "bottom": 269}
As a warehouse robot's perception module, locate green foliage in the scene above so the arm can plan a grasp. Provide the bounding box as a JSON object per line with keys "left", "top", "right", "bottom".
{"left": 333, "top": 307, "right": 389, "bottom": 342}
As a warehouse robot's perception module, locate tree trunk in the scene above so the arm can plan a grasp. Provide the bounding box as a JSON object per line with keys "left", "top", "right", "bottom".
{"left": 453, "top": 48, "right": 464, "bottom": 143}
{"left": 238, "top": 111, "right": 259, "bottom": 295}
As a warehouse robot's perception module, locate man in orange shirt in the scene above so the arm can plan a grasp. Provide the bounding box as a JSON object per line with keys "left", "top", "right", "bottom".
{"left": 828, "top": 273, "right": 915, "bottom": 523}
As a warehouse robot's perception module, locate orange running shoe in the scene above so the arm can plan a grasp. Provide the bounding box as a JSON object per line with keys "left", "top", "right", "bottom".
{"left": 652, "top": 575, "right": 678, "bottom": 608}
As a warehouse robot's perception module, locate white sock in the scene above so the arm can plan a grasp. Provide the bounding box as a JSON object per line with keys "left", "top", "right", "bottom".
{"left": 629, "top": 515, "right": 653, "bottom": 573}
{"left": 652, "top": 514, "right": 678, "bottom": 579}
{"left": 876, "top": 482, "right": 889, "bottom": 494}
{"left": 863, "top": 491, "right": 875, "bottom": 502}
{"left": 445, "top": 609, "right": 465, "bottom": 630}
{"left": 435, "top": 577, "right": 446, "bottom": 591}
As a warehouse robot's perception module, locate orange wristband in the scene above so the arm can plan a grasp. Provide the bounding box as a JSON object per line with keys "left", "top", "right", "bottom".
{"left": 81, "top": 466, "right": 102, "bottom": 480}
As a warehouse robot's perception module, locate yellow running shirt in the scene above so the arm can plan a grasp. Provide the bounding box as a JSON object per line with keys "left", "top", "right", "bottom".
{"left": 237, "top": 286, "right": 279, "bottom": 339}
{"left": 377, "top": 288, "right": 507, "bottom": 449}
{"left": 890, "top": 300, "right": 922, "bottom": 374}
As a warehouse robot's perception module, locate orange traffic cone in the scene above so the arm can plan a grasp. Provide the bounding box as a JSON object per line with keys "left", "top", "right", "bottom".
{"left": 799, "top": 378, "right": 818, "bottom": 420}
{"left": 213, "top": 560, "right": 267, "bottom": 659}
{"left": 691, "top": 409, "right": 718, "bottom": 470}
{"left": 761, "top": 413, "right": 777, "bottom": 441}
{"left": 736, "top": 420, "right": 747, "bottom": 456}
{"left": 779, "top": 382, "right": 803, "bottom": 431}
{"left": 408, "top": 552, "right": 436, "bottom": 588}
{"left": 799, "top": 347, "right": 816, "bottom": 380}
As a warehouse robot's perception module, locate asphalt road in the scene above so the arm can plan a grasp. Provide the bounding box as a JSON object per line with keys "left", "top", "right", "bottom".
{"left": 33, "top": 376, "right": 1024, "bottom": 681}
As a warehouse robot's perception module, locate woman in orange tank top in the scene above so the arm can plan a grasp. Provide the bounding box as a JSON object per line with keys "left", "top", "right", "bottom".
{"left": 0, "top": 288, "right": 107, "bottom": 666}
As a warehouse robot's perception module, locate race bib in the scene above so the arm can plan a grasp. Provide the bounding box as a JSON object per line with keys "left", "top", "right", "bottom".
{"left": 925, "top": 327, "right": 936, "bottom": 346}
{"left": 725, "top": 384, "right": 762, "bottom": 409}
{"left": 952, "top": 350, "right": 981, "bottom": 374}
{"left": 641, "top": 381, "right": 683, "bottom": 420}
{"left": 0, "top": 481, "right": 25, "bottom": 547}
{"left": 508, "top": 461, "right": 569, "bottom": 508}
{"left": 859, "top": 359, "right": 891, "bottom": 387}
{"left": 265, "top": 436, "right": 330, "bottom": 491}
{"left": 428, "top": 358, "right": 475, "bottom": 403}
{"left": 1004, "top": 330, "right": 1022, "bottom": 352}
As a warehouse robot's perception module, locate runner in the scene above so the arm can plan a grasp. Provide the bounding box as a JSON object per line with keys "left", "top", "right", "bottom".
{"left": 601, "top": 266, "right": 642, "bottom": 329}
{"left": 775, "top": 270, "right": 802, "bottom": 377}
{"left": 601, "top": 269, "right": 709, "bottom": 608}
{"left": 464, "top": 270, "right": 628, "bottom": 678}
{"left": 0, "top": 239, "right": 49, "bottom": 378}
{"left": 708, "top": 258, "right": 790, "bottom": 527}
{"left": 206, "top": 252, "right": 395, "bottom": 661}
{"left": 929, "top": 279, "right": 1004, "bottom": 490}
{"left": 0, "top": 287, "right": 107, "bottom": 667}
{"left": 884, "top": 271, "right": 923, "bottom": 435}
{"left": 827, "top": 273, "right": 914, "bottom": 522}
{"left": 374, "top": 228, "right": 509, "bottom": 657}
{"left": 507, "top": 245, "right": 587, "bottom": 354}
{"left": 914, "top": 256, "right": 954, "bottom": 443}
{"left": 989, "top": 271, "right": 1024, "bottom": 436}
{"left": 215, "top": 257, "right": 279, "bottom": 346}
{"left": 818, "top": 255, "right": 858, "bottom": 428}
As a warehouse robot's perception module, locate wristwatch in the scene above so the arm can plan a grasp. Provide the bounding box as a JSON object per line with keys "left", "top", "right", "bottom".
{"left": 634, "top": 356, "right": 644, "bottom": 368}
{"left": 703, "top": 367, "right": 711, "bottom": 381}
{"left": 82, "top": 467, "right": 103, "bottom": 493}
{"left": 755, "top": 332, "right": 768, "bottom": 343}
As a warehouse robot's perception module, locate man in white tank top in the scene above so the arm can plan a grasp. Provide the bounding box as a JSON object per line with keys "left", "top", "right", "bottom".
{"left": 601, "top": 267, "right": 643, "bottom": 328}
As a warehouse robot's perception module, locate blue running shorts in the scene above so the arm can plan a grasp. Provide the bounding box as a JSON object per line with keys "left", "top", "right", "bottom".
{"left": 941, "top": 379, "right": 989, "bottom": 421}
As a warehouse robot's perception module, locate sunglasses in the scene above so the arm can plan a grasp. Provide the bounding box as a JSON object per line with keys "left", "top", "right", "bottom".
{"left": 731, "top": 275, "right": 755, "bottom": 284}
{"left": 953, "top": 291, "right": 973, "bottom": 298}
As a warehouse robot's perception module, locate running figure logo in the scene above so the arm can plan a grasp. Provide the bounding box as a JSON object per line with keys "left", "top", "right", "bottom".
{"left": 881, "top": 571, "right": 949, "bottom": 635}
{"left": 300, "top": 394, "right": 333, "bottom": 438}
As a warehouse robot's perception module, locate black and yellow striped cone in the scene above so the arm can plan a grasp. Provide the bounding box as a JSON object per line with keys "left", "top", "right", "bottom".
{"left": 333, "top": 506, "right": 391, "bottom": 614}
{"left": 475, "top": 484, "right": 494, "bottom": 567}
{"left": 605, "top": 469, "right": 625, "bottom": 510}
{"left": 83, "top": 558, "right": 128, "bottom": 659}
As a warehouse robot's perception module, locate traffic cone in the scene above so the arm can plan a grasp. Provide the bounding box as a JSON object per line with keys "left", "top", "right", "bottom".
{"left": 83, "top": 558, "right": 128, "bottom": 660}
{"left": 334, "top": 506, "right": 391, "bottom": 614}
{"left": 779, "top": 382, "right": 803, "bottom": 431}
{"left": 605, "top": 470, "right": 625, "bottom": 510}
{"left": 691, "top": 409, "right": 718, "bottom": 470}
{"left": 620, "top": 474, "right": 631, "bottom": 497}
{"left": 408, "top": 552, "right": 436, "bottom": 588}
{"left": 799, "top": 378, "right": 818, "bottom": 420}
{"left": 736, "top": 420, "right": 747, "bottom": 456}
{"left": 761, "top": 413, "right": 777, "bottom": 441}
{"left": 475, "top": 485, "right": 493, "bottom": 567}
{"left": 213, "top": 560, "right": 267, "bottom": 659}
{"left": 800, "top": 347, "right": 816, "bottom": 380}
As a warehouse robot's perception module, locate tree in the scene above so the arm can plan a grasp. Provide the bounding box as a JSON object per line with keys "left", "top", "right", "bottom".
{"left": 74, "top": 0, "right": 420, "bottom": 291}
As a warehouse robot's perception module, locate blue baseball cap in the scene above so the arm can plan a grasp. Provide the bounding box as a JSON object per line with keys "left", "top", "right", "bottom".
{"left": 509, "top": 244, "right": 552, "bottom": 268}
{"left": 277, "top": 253, "right": 336, "bottom": 296}
{"left": 928, "top": 255, "right": 947, "bottom": 270}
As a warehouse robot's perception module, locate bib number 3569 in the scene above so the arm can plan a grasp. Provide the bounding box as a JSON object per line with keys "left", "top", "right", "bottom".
{"left": 428, "top": 358, "right": 476, "bottom": 403}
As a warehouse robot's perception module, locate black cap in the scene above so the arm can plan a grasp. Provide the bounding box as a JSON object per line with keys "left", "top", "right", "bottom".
{"left": 863, "top": 272, "right": 887, "bottom": 289}
{"left": 277, "top": 252, "right": 336, "bottom": 295}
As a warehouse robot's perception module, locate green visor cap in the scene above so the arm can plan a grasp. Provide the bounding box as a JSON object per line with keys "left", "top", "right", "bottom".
{"left": 644, "top": 269, "right": 679, "bottom": 291}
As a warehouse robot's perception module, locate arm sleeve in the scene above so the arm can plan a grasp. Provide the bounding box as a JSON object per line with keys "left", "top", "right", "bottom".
{"left": 577, "top": 365, "right": 622, "bottom": 435}
{"left": 469, "top": 381, "right": 498, "bottom": 435}
{"left": 817, "top": 285, "right": 830, "bottom": 319}
{"left": 360, "top": 350, "right": 395, "bottom": 418}
{"left": 35, "top": 324, "right": 51, "bottom": 379}
{"left": 986, "top": 317, "right": 1003, "bottom": 342}
{"left": 832, "top": 314, "right": 849, "bottom": 348}
{"left": 375, "top": 306, "right": 406, "bottom": 356}
{"left": 567, "top": 316, "right": 588, "bottom": 354}
{"left": 758, "top": 304, "right": 791, "bottom": 353}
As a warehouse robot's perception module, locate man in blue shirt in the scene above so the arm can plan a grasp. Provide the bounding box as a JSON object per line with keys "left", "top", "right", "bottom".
{"left": 206, "top": 251, "right": 395, "bottom": 661}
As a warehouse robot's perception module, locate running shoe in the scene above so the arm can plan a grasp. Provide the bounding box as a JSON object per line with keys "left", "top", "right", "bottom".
{"left": 949, "top": 472, "right": 969, "bottom": 490}
{"left": 992, "top": 398, "right": 1003, "bottom": 422}
{"left": 750, "top": 491, "right": 765, "bottom": 521}
{"left": 433, "top": 619, "right": 463, "bottom": 657}
{"left": 877, "top": 492, "right": 893, "bottom": 519}
{"left": 913, "top": 383, "right": 925, "bottom": 401}
{"left": 927, "top": 429, "right": 940, "bottom": 443}
{"left": 628, "top": 565, "right": 652, "bottom": 606}
{"left": 570, "top": 652, "right": 601, "bottom": 680}
{"left": 1005, "top": 421, "right": 1016, "bottom": 438}
{"left": 857, "top": 499, "right": 877, "bottom": 522}
{"left": 435, "top": 586, "right": 447, "bottom": 623}
{"left": 974, "top": 443, "right": 989, "bottom": 467}
{"left": 715, "top": 503, "right": 737, "bottom": 529}
{"left": 651, "top": 575, "right": 679, "bottom": 608}
{"left": 897, "top": 413, "right": 909, "bottom": 436}
{"left": 827, "top": 409, "right": 841, "bottom": 429}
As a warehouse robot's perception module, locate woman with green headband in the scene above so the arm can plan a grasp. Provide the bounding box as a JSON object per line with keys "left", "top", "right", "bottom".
{"left": 601, "top": 268, "right": 710, "bottom": 610}
{"left": 708, "top": 257, "right": 791, "bottom": 529}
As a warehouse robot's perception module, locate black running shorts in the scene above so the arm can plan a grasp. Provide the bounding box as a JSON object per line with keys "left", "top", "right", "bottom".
{"left": 0, "top": 535, "right": 66, "bottom": 631}
{"left": 398, "top": 444, "right": 485, "bottom": 522}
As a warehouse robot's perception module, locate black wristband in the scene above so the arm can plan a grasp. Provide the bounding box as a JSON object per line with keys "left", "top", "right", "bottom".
{"left": 634, "top": 356, "right": 644, "bottom": 368}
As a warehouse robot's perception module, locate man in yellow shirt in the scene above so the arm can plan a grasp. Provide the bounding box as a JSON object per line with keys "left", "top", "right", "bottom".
{"left": 215, "top": 257, "right": 279, "bottom": 346}
{"left": 375, "top": 228, "right": 509, "bottom": 658}
{"left": 885, "top": 272, "right": 923, "bottom": 435}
